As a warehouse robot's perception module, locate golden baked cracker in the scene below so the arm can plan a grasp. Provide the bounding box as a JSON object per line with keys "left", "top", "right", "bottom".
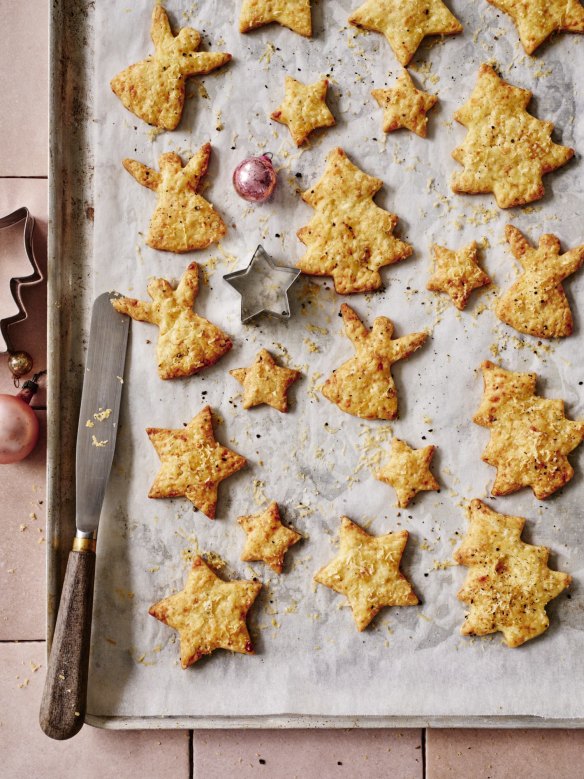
{"left": 238, "top": 501, "right": 301, "bottom": 573}
{"left": 149, "top": 556, "right": 262, "bottom": 667}
{"left": 372, "top": 69, "right": 438, "bottom": 138}
{"left": 487, "top": 0, "right": 584, "bottom": 55}
{"left": 495, "top": 225, "right": 584, "bottom": 338}
{"left": 123, "top": 144, "right": 225, "bottom": 253}
{"left": 376, "top": 438, "right": 439, "bottom": 508}
{"left": 239, "top": 0, "right": 312, "bottom": 36}
{"left": 112, "top": 263, "right": 231, "bottom": 380}
{"left": 427, "top": 241, "right": 491, "bottom": 310}
{"left": 452, "top": 64, "right": 574, "bottom": 209}
{"left": 454, "top": 499, "right": 571, "bottom": 647}
{"left": 314, "top": 517, "right": 418, "bottom": 631}
{"left": 271, "top": 77, "right": 335, "bottom": 146}
{"left": 111, "top": 5, "right": 231, "bottom": 130}
{"left": 297, "top": 147, "right": 413, "bottom": 294}
{"left": 322, "top": 304, "right": 427, "bottom": 420}
{"left": 474, "top": 361, "right": 584, "bottom": 499}
{"left": 230, "top": 349, "right": 300, "bottom": 413}
{"left": 146, "top": 406, "right": 246, "bottom": 518}
{"left": 349, "top": 0, "right": 462, "bottom": 66}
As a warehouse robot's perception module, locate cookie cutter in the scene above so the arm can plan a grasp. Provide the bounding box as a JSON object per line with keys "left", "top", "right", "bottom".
{"left": 223, "top": 245, "right": 300, "bottom": 324}
{"left": 0, "top": 207, "right": 43, "bottom": 353}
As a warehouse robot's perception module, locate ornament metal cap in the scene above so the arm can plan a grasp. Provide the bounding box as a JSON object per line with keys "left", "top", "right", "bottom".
{"left": 223, "top": 245, "right": 300, "bottom": 324}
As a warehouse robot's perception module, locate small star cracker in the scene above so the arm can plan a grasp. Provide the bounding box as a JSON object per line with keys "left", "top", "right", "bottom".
{"left": 474, "top": 361, "right": 584, "bottom": 499}
{"left": 322, "top": 304, "right": 427, "bottom": 420}
{"left": 149, "top": 556, "right": 262, "bottom": 667}
{"left": 495, "top": 225, "right": 584, "bottom": 338}
{"left": 112, "top": 263, "right": 232, "bottom": 380}
{"left": 230, "top": 349, "right": 301, "bottom": 412}
{"left": 271, "top": 77, "right": 335, "bottom": 146}
{"left": 487, "top": 0, "right": 584, "bottom": 54}
{"left": 314, "top": 517, "right": 418, "bottom": 631}
{"left": 238, "top": 502, "right": 302, "bottom": 573}
{"left": 239, "top": 0, "right": 312, "bottom": 36}
{"left": 376, "top": 438, "right": 440, "bottom": 508}
{"left": 111, "top": 5, "right": 231, "bottom": 130}
{"left": 146, "top": 406, "right": 246, "bottom": 518}
{"left": 372, "top": 69, "right": 438, "bottom": 138}
{"left": 452, "top": 64, "right": 574, "bottom": 208}
{"left": 454, "top": 499, "right": 571, "bottom": 647}
{"left": 427, "top": 241, "right": 491, "bottom": 310}
{"left": 349, "top": 0, "right": 463, "bottom": 66}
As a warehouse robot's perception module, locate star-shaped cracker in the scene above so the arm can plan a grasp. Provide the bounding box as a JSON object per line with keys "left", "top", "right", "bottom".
{"left": 238, "top": 501, "right": 302, "bottom": 573}
{"left": 487, "top": 0, "right": 584, "bottom": 55}
{"left": 376, "top": 438, "right": 440, "bottom": 508}
{"left": 111, "top": 5, "right": 231, "bottom": 130}
{"left": 371, "top": 69, "right": 438, "bottom": 138}
{"left": 349, "top": 0, "right": 463, "bottom": 66}
{"left": 112, "top": 263, "right": 232, "bottom": 380}
{"left": 427, "top": 241, "right": 491, "bottom": 310}
{"left": 474, "top": 361, "right": 584, "bottom": 499}
{"left": 123, "top": 144, "right": 225, "bottom": 253}
{"left": 314, "top": 517, "right": 418, "bottom": 631}
{"left": 149, "top": 556, "right": 262, "bottom": 667}
{"left": 322, "top": 304, "right": 427, "bottom": 420}
{"left": 454, "top": 499, "right": 571, "bottom": 647}
{"left": 146, "top": 406, "right": 246, "bottom": 518}
{"left": 495, "top": 225, "right": 584, "bottom": 338}
{"left": 271, "top": 77, "right": 335, "bottom": 146}
{"left": 297, "top": 147, "right": 413, "bottom": 294}
{"left": 239, "top": 0, "right": 312, "bottom": 36}
{"left": 230, "top": 349, "right": 301, "bottom": 412}
{"left": 452, "top": 64, "right": 574, "bottom": 209}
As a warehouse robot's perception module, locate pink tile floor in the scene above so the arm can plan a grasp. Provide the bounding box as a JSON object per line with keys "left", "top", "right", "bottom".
{"left": 0, "top": 2, "right": 583, "bottom": 777}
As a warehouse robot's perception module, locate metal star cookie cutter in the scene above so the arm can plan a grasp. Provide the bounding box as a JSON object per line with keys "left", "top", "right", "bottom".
{"left": 223, "top": 245, "right": 300, "bottom": 324}
{"left": 0, "top": 207, "right": 42, "bottom": 352}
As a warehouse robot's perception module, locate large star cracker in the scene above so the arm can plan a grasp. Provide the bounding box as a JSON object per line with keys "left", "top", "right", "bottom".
{"left": 297, "top": 147, "right": 413, "bottom": 294}
{"left": 376, "top": 438, "right": 440, "bottom": 508}
{"left": 372, "top": 69, "right": 438, "bottom": 138}
{"left": 349, "top": 0, "right": 463, "bottom": 66}
{"left": 230, "top": 349, "right": 301, "bottom": 412}
{"left": 112, "top": 263, "right": 232, "bottom": 380}
{"left": 427, "top": 241, "right": 491, "bottom": 310}
{"left": 474, "top": 361, "right": 584, "bottom": 499}
{"left": 111, "top": 6, "right": 231, "bottom": 130}
{"left": 146, "top": 406, "right": 246, "bottom": 518}
{"left": 149, "top": 556, "right": 262, "bottom": 667}
{"left": 454, "top": 499, "right": 571, "bottom": 647}
{"left": 487, "top": 0, "right": 584, "bottom": 55}
{"left": 314, "top": 517, "right": 418, "bottom": 631}
{"left": 452, "top": 64, "right": 574, "bottom": 209}
{"left": 239, "top": 0, "right": 312, "bottom": 37}
{"left": 323, "top": 304, "right": 428, "bottom": 420}
{"left": 271, "top": 77, "right": 335, "bottom": 146}
{"left": 238, "top": 501, "right": 302, "bottom": 573}
{"left": 495, "top": 225, "right": 584, "bottom": 338}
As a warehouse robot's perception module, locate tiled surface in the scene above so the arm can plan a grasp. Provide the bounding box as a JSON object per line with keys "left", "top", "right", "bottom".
{"left": 193, "top": 728, "right": 423, "bottom": 779}
{"left": 0, "top": 642, "right": 190, "bottom": 778}
{"left": 426, "top": 728, "right": 584, "bottom": 779}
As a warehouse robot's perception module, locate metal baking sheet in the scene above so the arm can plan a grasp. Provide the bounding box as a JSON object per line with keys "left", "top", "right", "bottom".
{"left": 48, "top": 0, "right": 584, "bottom": 728}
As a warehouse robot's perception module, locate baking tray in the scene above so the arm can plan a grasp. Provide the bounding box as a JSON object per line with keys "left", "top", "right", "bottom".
{"left": 47, "top": 0, "right": 584, "bottom": 729}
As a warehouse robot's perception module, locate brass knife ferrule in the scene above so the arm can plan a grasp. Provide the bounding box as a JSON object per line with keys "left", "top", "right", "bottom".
{"left": 72, "top": 534, "right": 97, "bottom": 553}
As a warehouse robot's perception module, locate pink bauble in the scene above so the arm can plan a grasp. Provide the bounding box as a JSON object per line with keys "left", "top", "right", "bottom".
{"left": 233, "top": 154, "right": 277, "bottom": 203}
{"left": 0, "top": 394, "right": 39, "bottom": 464}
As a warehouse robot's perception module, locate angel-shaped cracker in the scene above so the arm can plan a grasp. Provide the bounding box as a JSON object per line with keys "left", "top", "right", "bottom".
{"left": 123, "top": 144, "right": 226, "bottom": 253}
{"left": 111, "top": 5, "right": 231, "bottom": 130}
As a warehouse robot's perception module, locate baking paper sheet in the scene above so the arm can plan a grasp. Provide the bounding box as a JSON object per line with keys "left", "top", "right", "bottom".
{"left": 88, "top": 0, "right": 584, "bottom": 720}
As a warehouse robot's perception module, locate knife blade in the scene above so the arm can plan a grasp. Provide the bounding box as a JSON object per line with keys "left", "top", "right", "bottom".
{"left": 40, "top": 293, "right": 129, "bottom": 740}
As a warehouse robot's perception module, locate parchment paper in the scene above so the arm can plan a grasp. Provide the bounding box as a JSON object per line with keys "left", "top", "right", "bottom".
{"left": 88, "top": 0, "right": 584, "bottom": 720}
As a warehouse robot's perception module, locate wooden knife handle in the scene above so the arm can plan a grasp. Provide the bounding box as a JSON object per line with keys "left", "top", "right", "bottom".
{"left": 39, "top": 543, "right": 96, "bottom": 740}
